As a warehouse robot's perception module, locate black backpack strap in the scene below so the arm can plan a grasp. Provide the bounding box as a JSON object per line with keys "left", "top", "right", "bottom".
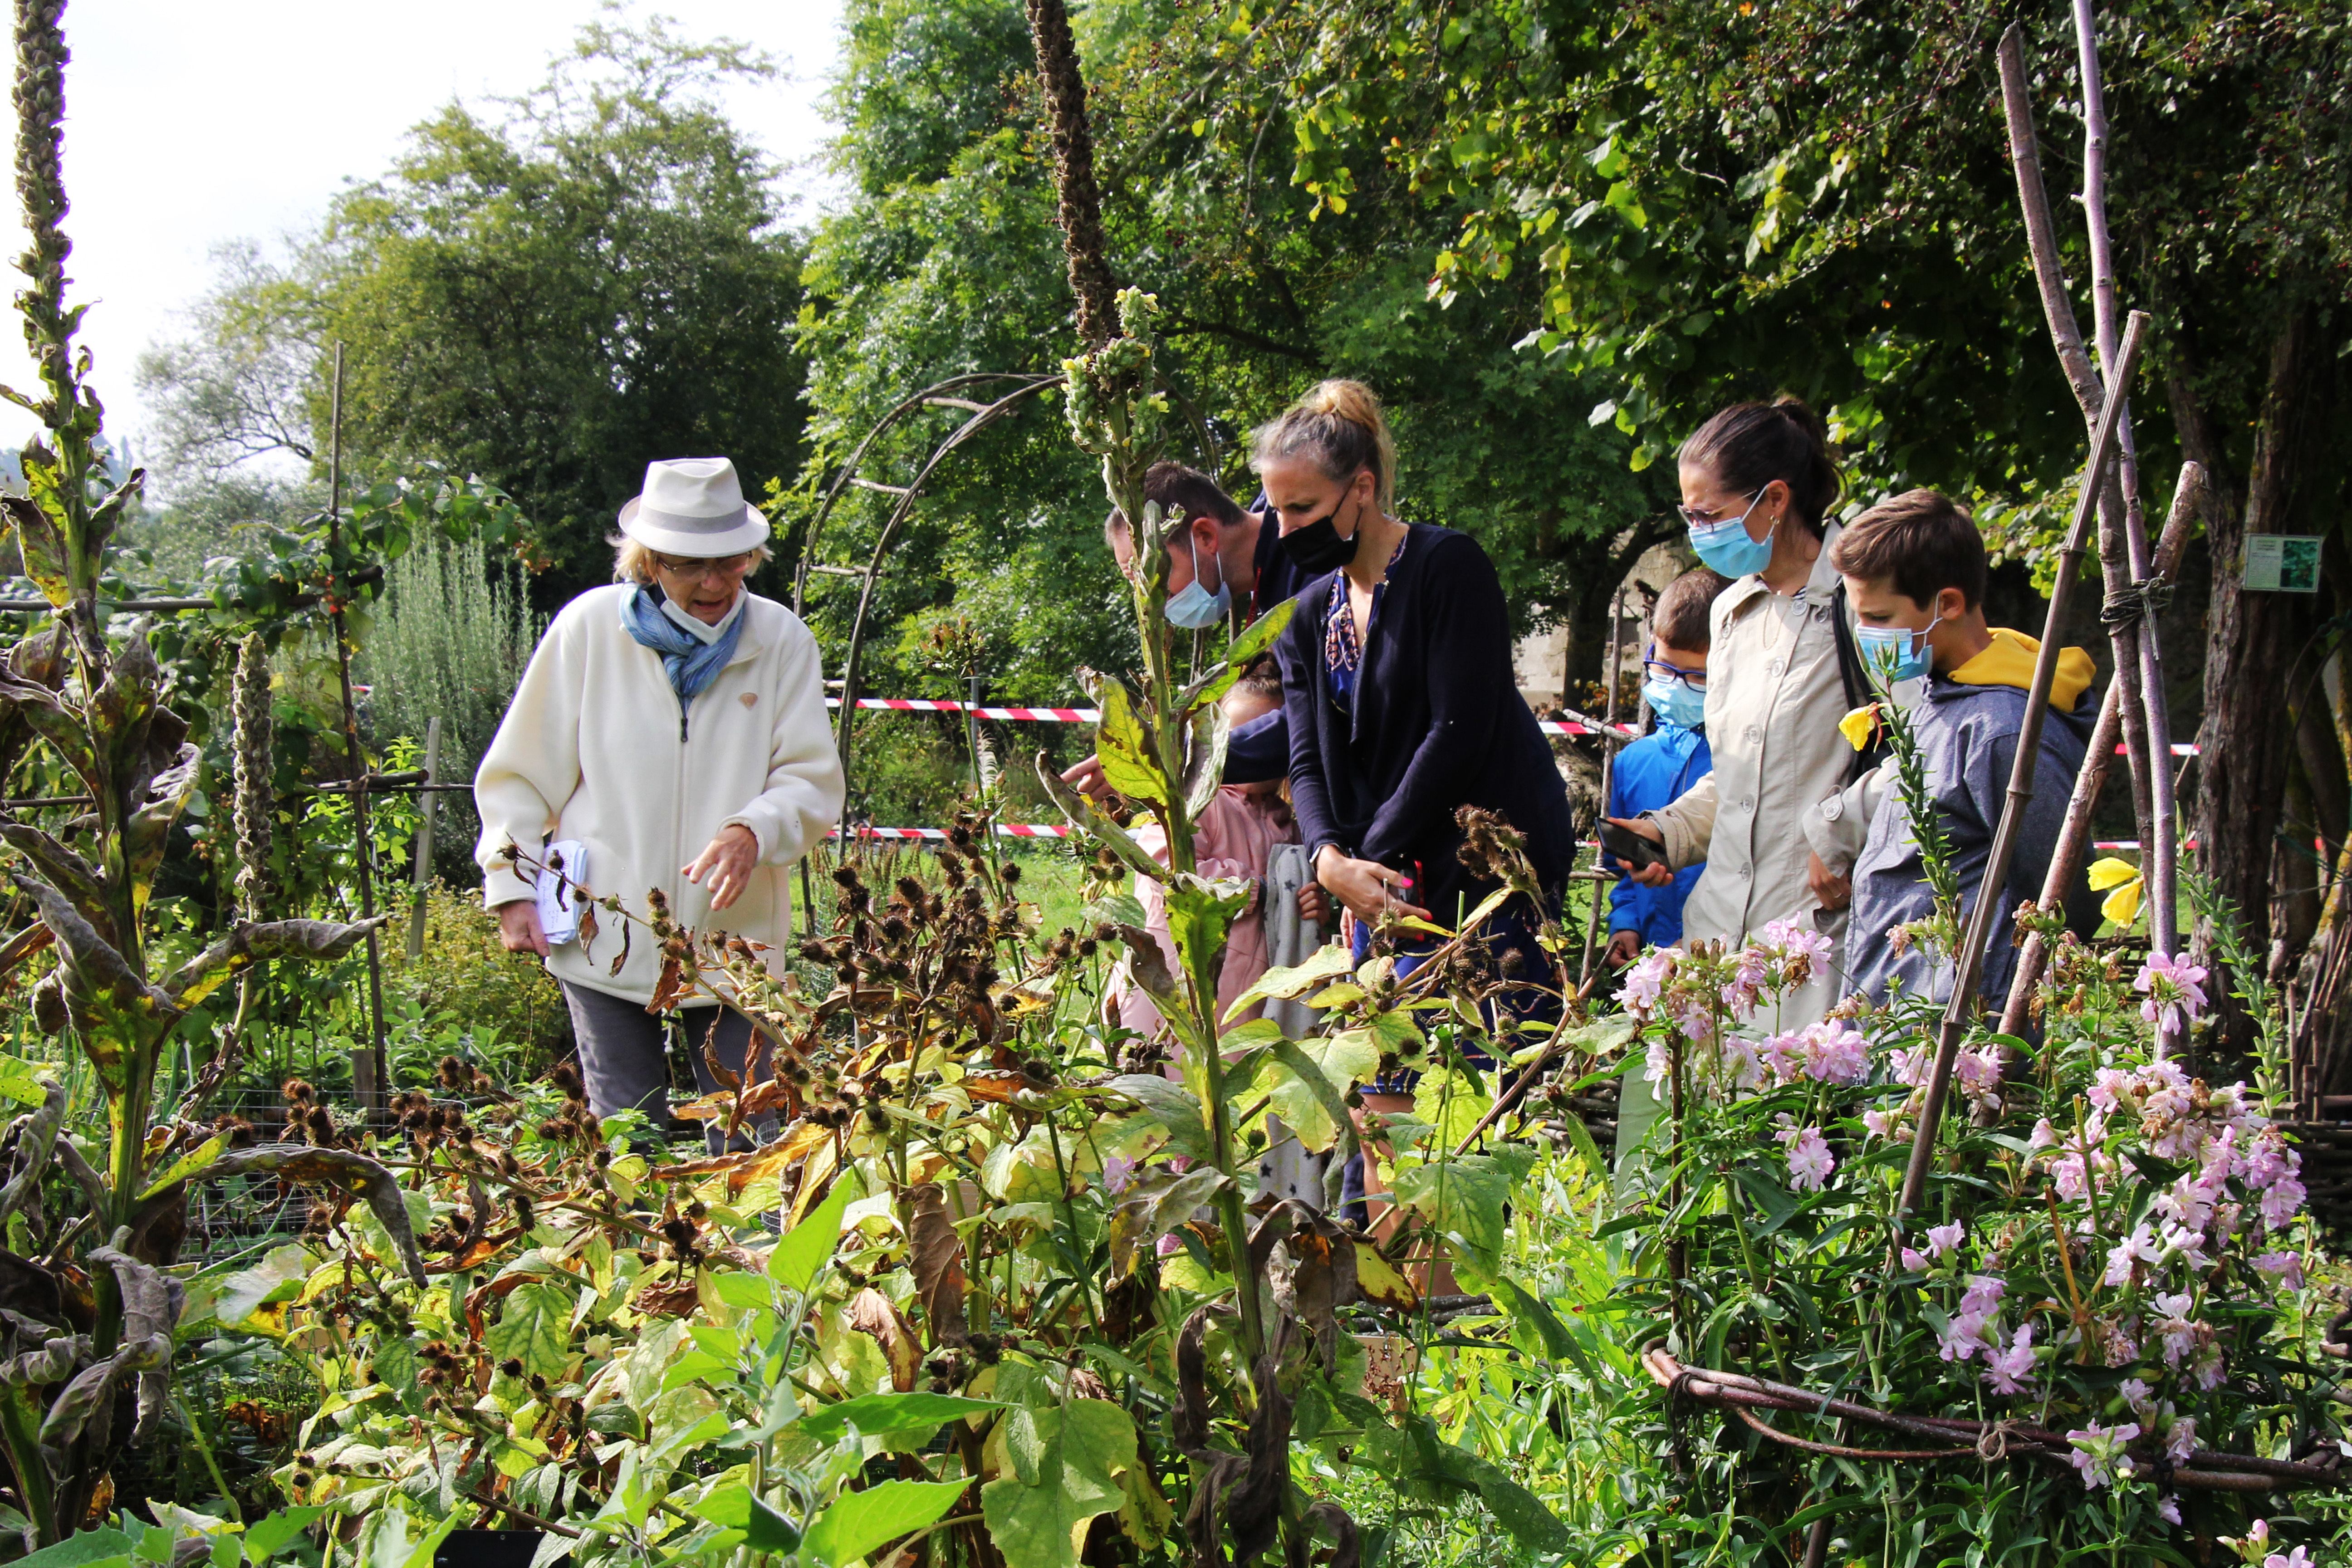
{"left": 1827, "top": 581, "right": 1891, "bottom": 784}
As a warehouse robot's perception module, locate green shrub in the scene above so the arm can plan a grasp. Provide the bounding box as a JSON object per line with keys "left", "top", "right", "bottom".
{"left": 381, "top": 883, "right": 571, "bottom": 1076}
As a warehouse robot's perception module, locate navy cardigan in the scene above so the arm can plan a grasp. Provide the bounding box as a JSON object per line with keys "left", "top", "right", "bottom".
{"left": 1273, "top": 525, "right": 1576, "bottom": 922}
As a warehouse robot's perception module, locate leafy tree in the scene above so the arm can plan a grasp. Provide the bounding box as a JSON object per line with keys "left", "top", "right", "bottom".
{"left": 142, "top": 18, "right": 813, "bottom": 604}
{"left": 1273, "top": 0, "right": 2352, "bottom": 978}
{"left": 793, "top": 0, "right": 1673, "bottom": 714}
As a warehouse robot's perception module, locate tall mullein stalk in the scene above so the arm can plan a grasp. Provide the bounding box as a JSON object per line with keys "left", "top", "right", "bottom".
{"left": 225, "top": 632, "right": 274, "bottom": 1075}
{"left": 0, "top": 5, "right": 410, "bottom": 1538}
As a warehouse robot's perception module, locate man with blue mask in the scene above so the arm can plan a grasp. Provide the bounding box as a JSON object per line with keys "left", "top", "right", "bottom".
{"left": 1066, "top": 462, "right": 1309, "bottom": 797}
{"left": 1602, "top": 568, "right": 1728, "bottom": 967}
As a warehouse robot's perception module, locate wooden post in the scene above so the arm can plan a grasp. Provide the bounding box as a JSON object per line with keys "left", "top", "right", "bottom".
{"left": 1999, "top": 466, "right": 2202, "bottom": 1035}
{"left": 407, "top": 716, "right": 441, "bottom": 962}
{"left": 1578, "top": 588, "right": 1628, "bottom": 988}
{"left": 1899, "top": 312, "right": 2149, "bottom": 1216}
{"left": 323, "top": 343, "right": 388, "bottom": 1116}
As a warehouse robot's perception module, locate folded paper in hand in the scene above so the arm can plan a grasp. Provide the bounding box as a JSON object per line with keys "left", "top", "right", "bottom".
{"left": 535, "top": 839, "right": 588, "bottom": 946}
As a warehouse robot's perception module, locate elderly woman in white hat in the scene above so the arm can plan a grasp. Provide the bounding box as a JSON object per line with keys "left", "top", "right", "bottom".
{"left": 475, "top": 457, "right": 844, "bottom": 1139}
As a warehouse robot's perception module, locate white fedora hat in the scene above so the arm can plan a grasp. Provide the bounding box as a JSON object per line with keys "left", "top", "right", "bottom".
{"left": 617, "top": 457, "right": 770, "bottom": 557}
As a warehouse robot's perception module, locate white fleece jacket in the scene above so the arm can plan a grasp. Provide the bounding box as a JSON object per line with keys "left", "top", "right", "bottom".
{"left": 474, "top": 584, "right": 845, "bottom": 1005}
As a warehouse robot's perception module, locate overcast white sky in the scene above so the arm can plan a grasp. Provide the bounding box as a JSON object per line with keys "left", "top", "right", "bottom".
{"left": 1, "top": 0, "right": 847, "bottom": 458}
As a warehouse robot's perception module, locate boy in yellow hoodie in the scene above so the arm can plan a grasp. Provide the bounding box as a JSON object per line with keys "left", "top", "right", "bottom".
{"left": 1828, "top": 490, "right": 2097, "bottom": 1007}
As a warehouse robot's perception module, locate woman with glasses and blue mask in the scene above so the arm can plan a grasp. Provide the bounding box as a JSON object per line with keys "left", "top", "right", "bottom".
{"left": 1605, "top": 397, "right": 1867, "bottom": 1029}
{"left": 476, "top": 457, "right": 844, "bottom": 1149}
{"left": 1258, "top": 378, "right": 1576, "bottom": 1230}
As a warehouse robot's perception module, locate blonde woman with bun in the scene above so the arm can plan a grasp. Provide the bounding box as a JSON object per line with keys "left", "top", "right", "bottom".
{"left": 1257, "top": 379, "right": 1576, "bottom": 1227}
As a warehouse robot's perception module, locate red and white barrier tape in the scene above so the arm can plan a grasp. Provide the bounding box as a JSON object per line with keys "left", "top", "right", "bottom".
{"left": 827, "top": 694, "right": 1635, "bottom": 737}
{"left": 2115, "top": 743, "right": 2201, "bottom": 757}
{"left": 826, "top": 823, "right": 1074, "bottom": 842}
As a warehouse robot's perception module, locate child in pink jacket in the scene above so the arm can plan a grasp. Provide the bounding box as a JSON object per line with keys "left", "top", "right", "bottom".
{"left": 1114, "top": 662, "right": 1325, "bottom": 1038}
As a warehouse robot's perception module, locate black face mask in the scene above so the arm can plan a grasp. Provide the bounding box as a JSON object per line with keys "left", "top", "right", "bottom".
{"left": 1277, "top": 492, "right": 1362, "bottom": 575}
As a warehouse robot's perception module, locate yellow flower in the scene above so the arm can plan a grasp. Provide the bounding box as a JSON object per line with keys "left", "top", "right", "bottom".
{"left": 1838, "top": 704, "right": 1881, "bottom": 751}
{"left": 2087, "top": 856, "right": 2144, "bottom": 926}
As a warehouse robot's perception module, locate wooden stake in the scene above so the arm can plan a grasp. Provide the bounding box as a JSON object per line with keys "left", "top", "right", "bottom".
{"left": 323, "top": 343, "right": 387, "bottom": 1115}
{"left": 1898, "top": 312, "right": 2150, "bottom": 1217}
{"left": 1578, "top": 587, "right": 1628, "bottom": 989}
{"left": 407, "top": 716, "right": 441, "bottom": 962}
{"left": 1998, "top": 464, "right": 2202, "bottom": 1035}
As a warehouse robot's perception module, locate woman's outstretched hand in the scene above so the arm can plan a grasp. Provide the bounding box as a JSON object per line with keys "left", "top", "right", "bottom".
{"left": 497, "top": 899, "right": 550, "bottom": 956}
{"left": 1313, "top": 845, "right": 1432, "bottom": 924}
{"left": 1602, "top": 817, "right": 1674, "bottom": 888}
{"left": 684, "top": 823, "right": 760, "bottom": 911}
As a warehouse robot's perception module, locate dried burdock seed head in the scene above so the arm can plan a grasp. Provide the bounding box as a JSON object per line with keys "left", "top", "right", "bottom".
{"left": 882, "top": 915, "right": 909, "bottom": 943}
{"left": 529, "top": 1372, "right": 549, "bottom": 1395}
{"left": 402, "top": 1109, "right": 431, "bottom": 1132}
{"left": 895, "top": 876, "right": 926, "bottom": 906}
{"left": 862, "top": 1105, "right": 889, "bottom": 1132}
{"left": 514, "top": 1195, "right": 535, "bottom": 1230}
{"left": 304, "top": 1105, "right": 336, "bottom": 1143}
{"left": 799, "top": 938, "right": 833, "bottom": 963}
{"left": 437, "top": 1055, "right": 467, "bottom": 1090}
{"left": 1077, "top": 938, "right": 1098, "bottom": 959}
{"left": 960, "top": 886, "right": 985, "bottom": 914}
{"left": 1000, "top": 862, "right": 1022, "bottom": 886}
{"left": 941, "top": 856, "right": 966, "bottom": 889}
{"left": 948, "top": 823, "right": 973, "bottom": 848}
{"left": 283, "top": 1078, "right": 315, "bottom": 1104}
{"left": 966, "top": 1333, "right": 1002, "bottom": 1364}
{"left": 538, "top": 1119, "right": 571, "bottom": 1141}
{"left": 498, "top": 1357, "right": 524, "bottom": 1378}
{"left": 832, "top": 865, "right": 862, "bottom": 891}
{"left": 550, "top": 1062, "right": 586, "bottom": 1101}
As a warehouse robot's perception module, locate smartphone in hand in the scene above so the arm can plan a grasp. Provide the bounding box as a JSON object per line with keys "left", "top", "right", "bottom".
{"left": 1598, "top": 820, "right": 1668, "bottom": 875}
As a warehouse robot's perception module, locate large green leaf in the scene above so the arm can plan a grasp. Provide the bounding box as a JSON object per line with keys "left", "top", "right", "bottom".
{"left": 1033, "top": 752, "right": 1170, "bottom": 884}
{"left": 804, "top": 1479, "right": 966, "bottom": 1568}
{"left": 980, "top": 1399, "right": 1136, "bottom": 1568}
{"left": 1100, "top": 1075, "right": 1210, "bottom": 1164}
{"left": 1265, "top": 1031, "right": 1378, "bottom": 1153}
{"left": 769, "top": 1170, "right": 859, "bottom": 1295}
{"left": 244, "top": 1506, "right": 331, "bottom": 1561}
{"left": 1164, "top": 875, "right": 1249, "bottom": 1020}
{"left": 1387, "top": 1154, "right": 1515, "bottom": 1274}
{"left": 801, "top": 1392, "right": 1003, "bottom": 1445}
{"left": 1224, "top": 941, "right": 1353, "bottom": 1024}
{"left": 1092, "top": 673, "right": 1173, "bottom": 813}
{"left": 485, "top": 1279, "right": 576, "bottom": 1378}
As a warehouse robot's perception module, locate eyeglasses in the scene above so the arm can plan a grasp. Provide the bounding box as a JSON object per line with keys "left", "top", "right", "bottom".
{"left": 652, "top": 552, "right": 755, "bottom": 582}
{"left": 1675, "top": 487, "right": 1765, "bottom": 531}
{"left": 1642, "top": 643, "right": 1706, "bottom": 692}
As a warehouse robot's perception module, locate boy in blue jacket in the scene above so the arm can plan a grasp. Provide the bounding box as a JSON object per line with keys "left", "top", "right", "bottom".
{"left": 1604, "top": 568, "right": 1728, "bottom": 967}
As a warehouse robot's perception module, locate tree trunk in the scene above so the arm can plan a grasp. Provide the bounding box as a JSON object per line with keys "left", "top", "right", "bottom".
{"left": 2193, "top": 312, "right": 2324, "bottom": 997}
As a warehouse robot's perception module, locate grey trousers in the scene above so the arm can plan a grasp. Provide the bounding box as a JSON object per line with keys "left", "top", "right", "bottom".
{"left": 559, "top": 982, "right": 772, "bottom": 1153}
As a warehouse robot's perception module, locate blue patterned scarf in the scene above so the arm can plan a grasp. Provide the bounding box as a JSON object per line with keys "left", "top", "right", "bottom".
{"left": 621, "top": 585, "right": 746, "bottom": 716}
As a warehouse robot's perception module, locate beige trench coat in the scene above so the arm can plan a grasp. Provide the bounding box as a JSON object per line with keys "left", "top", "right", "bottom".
{"left": 1644, "top": 525, "right": 1858, "bottom": 1024}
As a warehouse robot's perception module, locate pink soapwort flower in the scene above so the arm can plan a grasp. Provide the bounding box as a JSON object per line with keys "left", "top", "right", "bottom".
{"left": 2156, "top": 1494, "right": 2181, "bottom": 1526}
{"left": 1102, "top": 1155, "right": 1137, "bottom": 1195}
{"left": 1758, "top": 917, "right": 1833, "bottom": 968}
{"left": 1937, "top": 1311, "right": 1991, "bottom": 1364}
{"left": 2029, "top": 1117, "right": 2060, "bottom": 1150}
{"left": 1925, "top": 1221, "right": 1963, "bottom": 1259}
{"left": 2259, "top": 1174, "right": 2307, "bottom": 1231}
{"left": 2240, "top": 1127, "right": 2295, "bottom": 1192}
{"left": 2222, "top": 1521, "right": 2273, "bottom": 1558}
{"left": 1958, "top": 1275, "right": 2005, "bottom": 1317}
{"left": 1802, "top": 1024, "right": 1869, "bottom": 1086}
{"left": 1983, "top": 1323, "right": 2036, "bottom": 1395}
{"left": 1619, "top": 946, "right": 1677, "bottom": 1014}
{"left": 2192, "top": 1344, "right": 2226, "bottom": 1391}
{"left": 2156, "top": 1173, "right": 2219, "bottom": 1233}
{"left": 2088, "top": 1067, "right": 2134, "bottom": 1114}
{"left": 2160, "top": 1221, "right": 2215, "bottom": 1274}
{"left": 1862, "top": 1107, "right": 1904, "bottom": 1140}
{"left": 1779, "top": 1125, "right": 1835, "bottom": 1191}
{"left": 2119, "top": 1376, "right": 2154, "bottom": 1415}
{"left": 2165, "top": 1414, "right": 2198, "bottom": 1465}
{"left": 1891, "top": 1046, "right": 1933, "bottom": 1088}
{"left": 1643, "top": 1036, "right": 1675, "bottom": 1088}
{"left": 2151, "top": 1291, "right": 2200, "bottom": 1367}
{"left": 2269, "top": 1549, "right": 2316, "bottom": 1568}
{"left": 2254, "top": 1250, "right": 2306, "bottom": 1289}
{"left": 2135, "top": 952, "right": 2210, "bottom": 1030}
{"left": 1155, "top": 1232, "right": 1185, "bottom": 1257}
{"left": 2065, "top": 1421, "right": 2140, "bottom": 1489}
{"left": 2102, "top": 1224, "right": 2161, "bottom": 1287}
{"left": 1758, "top": 1030, "right": 1804, "bottom": 1085}
{"left": 1900, "top": 1246, "right": 1930, "bottom": 1272}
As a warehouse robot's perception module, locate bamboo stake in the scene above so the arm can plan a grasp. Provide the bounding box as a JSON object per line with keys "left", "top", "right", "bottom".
{"left": 1898, "top": 311, "right": 2150, "bottom": 1216}
{"left": 1578, "top": 587, "right": 1628, "bottom": 988}
{"left": 322, "top": 344, "right": 387, "bottom": 1116}
{"left": 1999, "top": 466, "right": 2202, "bottom": 1035}
{"left": 2072, "top": 0, "right": 2185, "bottom": 1004}
{"left": 407, "top": 716, "right": 441, "bottom": 961}
{"left": 1994, "top": 25, "right": 2157, "bottom": 871}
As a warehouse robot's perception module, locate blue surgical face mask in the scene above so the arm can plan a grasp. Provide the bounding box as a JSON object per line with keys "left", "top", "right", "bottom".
{"left": 1164, "top": 528, "right": 1232, "bottom": 630}
{"left": 1855, "top": 616, "right": 1944, "bottom": 684}
{"left": 1685, "top": 490, "right": 1776, "bottom": 578}
{"left": 1642, "top": 675, "right": 1707, "bottom": 731}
